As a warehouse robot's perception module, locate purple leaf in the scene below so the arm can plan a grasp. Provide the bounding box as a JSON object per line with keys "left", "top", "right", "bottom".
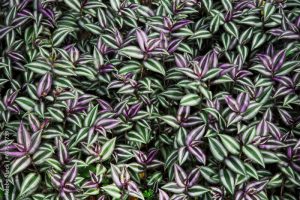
{"left": 172, "top": 20, "right": 192, "bottom": 31}
{"left": 95, "top": 118, "right": 120, "bottom": 129}
{"left": 225, "top": 96, "right": 240, "bottom": 113}
{"left": 186, "top": 125, "right": 206, "bottom": 145}
{"left": 188, "top": 146, "right": 206, "bottom": 164}
{"left": 17, "top": 121, "right": 31, "bottom": 151}
{"left": 237, "top": 93, "right": 250, "bottom": 113}
{"left": 136, "top": 29, "right": 147, "bottom": 52}
{"left": 174, "top": 164, "right": 187, "bottom": 187}
{"left": 110, "top": 164, "right": 122, "bottom": 188}
{"left": 37, "top": 73, "right": 52, "bottom": 97}
{"left": 159, "top": 189, "right": 170, "bottom": 200}
{"left": 272, "top": 50, "right": 286, "bottom": 71}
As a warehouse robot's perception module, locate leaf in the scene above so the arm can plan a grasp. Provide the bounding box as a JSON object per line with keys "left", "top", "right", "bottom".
{"left": 263, "top": 2, "right": 276, "bottom": 21}
{"left": 102, "top": 184, "right": 121, "bottom": 199}
{"left": 119, "top": 46, "right": 144, "bottom": 59}
{"left": 18, "top": 173, "right": 41, "bottom": 198}
{"left": 100, "top": 137, "right": 116, "bottom": 161}
{"left": 84, "top": 105, "right": 99, "bottom": 127}
{"left": 221, "top": 0, "right": 232, "bottom": 11}
{"left": 276, "top": 61, "right": 300, "bottom": 76}
{"left": 64, "top": 0, "right": 81, "bottom": 12}
{"left": 219, "top": 134, "right": 240, "bottom": 155}
{"left": 180, "top": 94, "right": 200, "bottom": 106}
{"left": 220, "top": 169, "right": 235, "bottom": 194}
{"left": 161, "top": 182, "right": 185, "bottom": 194}
{"left": 242, "top": 144, "right": 265, "bottom": 167}
{"left": 243, "top": 103, "right": 262, "bottom": 120}
{"left": 251, "top": 33, "right": 267, "bottom": 50}
{"left": 159, "top": 115, "right": 179, "bottom": 129}
{"left": 210, "top": 14, "right": 221, "bottom": 33}
{"left": 190, "top": 30, "right": 212, "bottom": 39}
{"left": 25, "top": 61, "right": 51, "bottom": 74}
{"left": 208, "top": 137, "right": 228, "bottom": 161}
{"left": 10, "top": 156, "right": 31, "bottom": 177}
{"left": 143, "top": 59, "right": 166, "bottom": 76}
{"left": 188, "top": 185, "right": 210, "bottom": 197}
{"left": 15, "top": 97, "right": 35, "bottom": 111}
{"left": 48, "top": 107, "right": 64, "bottom": 122}
{"left": 224, "top": 22, "right": 239, "bottom": 38}
{"left": 224, "top": 156, "right": 246, "bottom": 175}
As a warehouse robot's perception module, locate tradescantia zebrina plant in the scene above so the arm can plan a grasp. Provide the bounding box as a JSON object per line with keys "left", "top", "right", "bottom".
{"left": 1, "top": 0, "right": 300, "bottom": 199}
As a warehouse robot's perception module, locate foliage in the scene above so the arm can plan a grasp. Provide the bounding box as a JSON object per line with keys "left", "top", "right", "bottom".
{"left": 1, "top": 0, "right": 300, "bottom": 199}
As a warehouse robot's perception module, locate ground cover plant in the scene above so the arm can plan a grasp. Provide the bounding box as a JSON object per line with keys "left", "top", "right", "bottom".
{"left": 0, "top": 0, "right": 300, "bottom": 199}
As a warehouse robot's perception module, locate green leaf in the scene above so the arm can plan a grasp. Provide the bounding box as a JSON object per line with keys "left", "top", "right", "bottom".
{"left": 220, "top": 169, "right": 235, "bottom": 194}
{"left": 251, "top": 32, "right": 267, "bottom": 50}
{"left": 143, "top": 58, "right": 166, "bottom": 76}
{"left": 224, "top": 22, "right": 239, "bottom": 38}
{"left": 190, "top": 30, "right": 212, "bottom": 39}
{"left": 224, "top": 156, "right": 246, "bottom": 175}
{"left": 119, "top": 46, "right": 144, "bottom": 59}
{"left": 263, "top": 2, "right": 276, "bottom": 21}
{"left": 25, "top": 61, "right": 51, "bottom": 74}
{"left": 100, "top": 137, "right": 116, "bottom": 161}
{"left": 48, "top": 107, "right": 64, "bottom": 122}
{"left": 188, "top": 185, "right": 210, "bottom": 197}
{"left": 64, "top": 0, "right": 81, "bottom": 12}
{"left": 210, "top": 14, "right": 221, "bottom": 33}
{"left": 162, "top": 182, "right": 185, "bottom": 193}
{"left": 10, "top": 156, "right": 31, "bottom": 177}
{"left": 18, "top": 173, "right": 41, "bottom": 199}
{"left": 159, "top": 115, "right": 179, "bottom": 129}
{"left": 15, "top": 97, "right": 35, "bottom": 111}
{"left": 219, "top": 134, "right": 240, "bottom": 155}
{"left": 242, "top": 144, "right": 265, "bottom": 167}
{"left": 221, "top": 0, "right": 232, "bottom": 11}
{"left": 245, "top": 163, "right": 259, "bottom": 180}
{"left": 102, "top": 184, "right": 121, "bottom": 199}
{"left": 208, "top": 137, "right": 228, "bottom": 161}
{"left": 180, "top": 94, "right": 201, "bottom": 106}
{"left": 84, "top": 105, "right": 98, "bottom": 127}
{"left": 276, "top": 61, "right": 300, "bottom": 76}
{"left": 243, "top": 103, "right": 262, "bottom": 120}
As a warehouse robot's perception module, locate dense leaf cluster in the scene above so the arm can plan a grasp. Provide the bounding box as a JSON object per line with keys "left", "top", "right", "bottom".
{"left": 1, "top": 0, "right": 300, "bottom": 200}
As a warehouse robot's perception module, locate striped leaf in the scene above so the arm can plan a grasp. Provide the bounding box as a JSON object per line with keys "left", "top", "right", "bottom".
{"left": 208, "top": 137, "right": 228, "bottom": 161}
{"left": 119, "top": 46, "right": 144, "bottom": 59}
{"left": 102, "top": 184, "right": 121, "bottom": 199}
{"left": 251, "top": 33, "right": 267, "bottom": 50}
{"left": 221, "top": 0, "right": 232, "bottom": 11}
{"left": 220, "top": 169, "right": 235, "bottom": 194}
{"left": 224, "top": 156, "right": 246, "bottom": 175}
{"left": 224, "top": 22, "right": 239, "bottom": 38}
{"left": 263, "top": 2, "right": 276, "bottom": 21}
{"left": 100, "top": 137, "right": 116, "bottom": 161}
{"left": 242, "top": 144, "right": 265, "bottom": 167}
{"left": 188, "top": 185, "right": 210, "bottom": 197}
{"left": 84, "top": 105, "right": 98, "bottom": 127}
{"left": 190, "top": 30, "right": 212, "bottom": 39}
{"left": 18, "top": 173, "right": 41, "bottom": 198}
{"left": 9, "top": 156, "right": 31, "bottom": 177}
{"left": 25, "top": 61, "right": 51, "bottom": 74}
{"left": 219, "top": 134, "right": 240, "bottom": 155}
{"left": 180, "top": 94, "right": 200, "bottom": 106}
{"left": 63, "top": 0, "right": 81, "bottom": 12}
{"left": 210, "top": 14, "right": 221, "bottom": 33}
{"left": 159, "top": 115, "right": 179, "bottom": 129}
{"left": 47, "top": 107, "right": 64, "bottom": 122}
{"left": 143, "top": 58, "right": 165, "bottom": 76}
{"left": 15, "top": 97, "right": 35, "bottom": 111}
{"left": 162, "top": 182, "right": 185, "bottom": 193}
